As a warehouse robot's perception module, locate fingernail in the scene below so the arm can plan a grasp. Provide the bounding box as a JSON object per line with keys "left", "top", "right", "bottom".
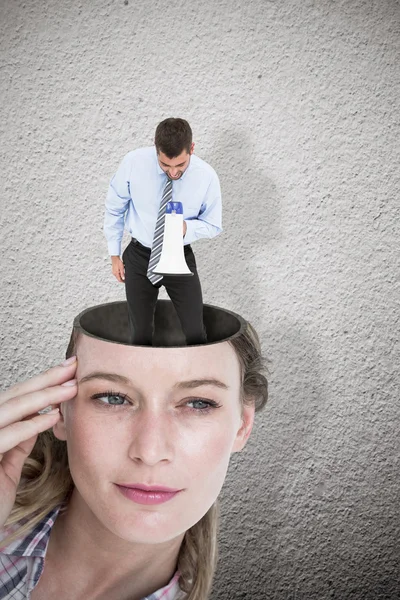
{"left": 38, "top": 405, "right": 54, "bottom": 414}
{"left": 62, "top": 356, "right": 76, "bottom": 366}
{"left": 61, "top": 379, "right": 77, "bottom": 387}
{"left": 38, "top": 407, "right": 59, "bottom": 415}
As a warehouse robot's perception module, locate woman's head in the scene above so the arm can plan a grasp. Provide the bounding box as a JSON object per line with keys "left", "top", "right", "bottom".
{"left": 54, "top": 328, "right": 265, "bottom": 547}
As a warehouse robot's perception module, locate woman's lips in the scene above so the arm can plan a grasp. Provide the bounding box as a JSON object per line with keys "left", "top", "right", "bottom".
{"left": 115, "top": 484, "right": 182, "bottom": 505}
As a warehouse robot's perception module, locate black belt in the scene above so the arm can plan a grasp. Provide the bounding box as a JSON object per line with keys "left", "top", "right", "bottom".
{"left": 131, "top": 238, "right": 151, "bottom": 250}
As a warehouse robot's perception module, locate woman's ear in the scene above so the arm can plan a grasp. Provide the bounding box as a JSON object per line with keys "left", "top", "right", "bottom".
{"left": 52, "top": 403, "right": 68, "bottom": 441}
{"left": 232, "top": 403, "right": 255, "bottom": 453}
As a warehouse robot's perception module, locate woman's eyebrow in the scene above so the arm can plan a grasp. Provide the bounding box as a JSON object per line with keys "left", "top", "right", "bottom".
{"left": 174, "top": 379, "right": 230, "bottom": 391}
{"left": 79, "top": 372, "right": 131, "bottom": 385}
{"left": 78, "top": 373, "right": 229, "bottom": 391}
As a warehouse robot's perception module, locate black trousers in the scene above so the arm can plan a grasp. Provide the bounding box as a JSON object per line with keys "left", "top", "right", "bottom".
{"left": 122, "top": 239, "right": 207, "bottom": 346}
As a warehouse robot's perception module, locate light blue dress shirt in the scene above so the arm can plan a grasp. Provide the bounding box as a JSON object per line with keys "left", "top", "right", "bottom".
{"left": 104, "top": 146, "right": 223, "bottom": 256}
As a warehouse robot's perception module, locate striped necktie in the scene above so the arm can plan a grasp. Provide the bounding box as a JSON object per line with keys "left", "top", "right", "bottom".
{"left": 147, "top": 177, "right": 173, "bottom": 284}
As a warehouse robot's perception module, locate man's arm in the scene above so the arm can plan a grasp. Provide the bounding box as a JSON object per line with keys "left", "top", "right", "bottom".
{"left": 183, "top": 172, "right": 223, "bottom": 244}
{"left": 104, "top": 152, "right": 133, "bottom": 257}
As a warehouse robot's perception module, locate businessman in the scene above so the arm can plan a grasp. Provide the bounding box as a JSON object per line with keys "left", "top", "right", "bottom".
{"left": 104, "top": 117, "right": 222, "bottom": 345}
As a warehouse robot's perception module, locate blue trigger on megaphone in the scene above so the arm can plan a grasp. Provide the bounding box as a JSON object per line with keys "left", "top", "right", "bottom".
{"left": 166, "top": 202, "right": 183, "bottom": 214}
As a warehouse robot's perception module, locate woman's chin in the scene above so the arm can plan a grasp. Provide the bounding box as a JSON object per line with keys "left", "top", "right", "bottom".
{"left": 112, "top": 515, "right": 186, "bottom": 546}
{"left": 99, "top": 501, "right": 187, "bottom": 545}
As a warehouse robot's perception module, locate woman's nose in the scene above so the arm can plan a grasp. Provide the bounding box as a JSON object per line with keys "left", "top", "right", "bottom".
{"left": 128, "top": 411, "right": 174, "bottom": 466}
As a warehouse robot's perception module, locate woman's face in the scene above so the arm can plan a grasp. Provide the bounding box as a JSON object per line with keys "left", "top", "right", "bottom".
{"left": 54, "top": 335, "right": 254, "bottom": 545}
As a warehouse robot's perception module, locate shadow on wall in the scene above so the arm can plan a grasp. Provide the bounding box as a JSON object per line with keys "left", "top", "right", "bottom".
{"left": 211, "top": 322, "right": 327, "bottom": 599}
{"left": 212, "top": 319, "right": 400, "bottom": 599}
{"left": 200, "top": 127, "right": 282, "bottom": 313}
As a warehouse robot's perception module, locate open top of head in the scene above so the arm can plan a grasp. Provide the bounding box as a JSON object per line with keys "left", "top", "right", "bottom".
{"left": 73, "top": 300, "right": 246, "bottom": 347}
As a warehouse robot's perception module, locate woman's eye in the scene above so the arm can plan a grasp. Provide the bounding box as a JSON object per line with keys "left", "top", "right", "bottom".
{"left": 91, "top": 392, "right": 130, "bottom": 407}
{"left": 186, "top": 398, "right": 220, "bottom": 412}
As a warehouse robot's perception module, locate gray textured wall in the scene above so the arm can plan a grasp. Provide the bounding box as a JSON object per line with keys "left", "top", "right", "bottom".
{"left": 1, "top": 0, "right": 399, "bottom": 598}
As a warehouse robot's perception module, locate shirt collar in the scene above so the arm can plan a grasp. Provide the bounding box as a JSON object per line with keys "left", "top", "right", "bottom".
{"left": 0, "top": 505, "right": 61, "bottom": 557}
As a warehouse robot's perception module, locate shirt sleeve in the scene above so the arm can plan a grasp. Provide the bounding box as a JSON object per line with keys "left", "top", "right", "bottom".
{"left": 104, "top": 153, "right": 133, "bottom": 256}
{"left": 183, "top": 171, "right": 223, "bottom": 244}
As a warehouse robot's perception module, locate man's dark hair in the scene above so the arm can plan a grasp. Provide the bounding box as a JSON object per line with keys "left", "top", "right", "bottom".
{"left": 155, "top": 118, "right": 193, "bottom": 158}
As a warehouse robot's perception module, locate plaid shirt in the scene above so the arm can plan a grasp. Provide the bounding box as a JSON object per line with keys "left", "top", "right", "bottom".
{"left": 0, "top": 506, "right": 185, "bottom": 600}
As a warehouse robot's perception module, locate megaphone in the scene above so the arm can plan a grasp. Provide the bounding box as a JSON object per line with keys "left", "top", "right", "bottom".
{"left": 153, "top": 202, "right": 194, "bottom": 276}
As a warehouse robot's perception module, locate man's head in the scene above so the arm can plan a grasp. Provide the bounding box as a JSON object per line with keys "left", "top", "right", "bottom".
{"left": 155, "top": 118, "right": 194, "bottom": 180}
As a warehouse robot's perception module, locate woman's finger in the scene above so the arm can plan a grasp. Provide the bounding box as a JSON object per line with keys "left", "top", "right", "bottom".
{"left": 0, "top": 358, "right": 77, "bottom": 405}
{"left": 0, "top": 383, "right": 77, "bottom": 429}
{"left": 0, "top": 410, "right": 61, "bottom": 455}
{"left": 0, "top": 434, "right": 41, "bottom": 488}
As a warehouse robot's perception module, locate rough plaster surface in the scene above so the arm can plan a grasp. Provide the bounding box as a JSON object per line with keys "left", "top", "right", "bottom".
{"left": 1, "top": 0, "right": 399, "bottom": 598}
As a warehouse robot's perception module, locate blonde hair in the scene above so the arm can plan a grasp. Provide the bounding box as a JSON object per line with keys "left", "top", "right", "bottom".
{"left": 3, "top": 323, "right": 268, "bottom": 599}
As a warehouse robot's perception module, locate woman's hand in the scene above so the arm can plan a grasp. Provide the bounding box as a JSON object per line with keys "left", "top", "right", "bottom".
{"left": 0, "top": 357, "right": 77, "bottom": 529}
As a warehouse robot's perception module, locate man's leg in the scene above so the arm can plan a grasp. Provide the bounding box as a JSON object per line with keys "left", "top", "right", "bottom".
{"left": 122, "top": 240, "right": 159, "bottom": 345}
{"left": 163, "top": 246, "right": 207, "bottom": 345}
